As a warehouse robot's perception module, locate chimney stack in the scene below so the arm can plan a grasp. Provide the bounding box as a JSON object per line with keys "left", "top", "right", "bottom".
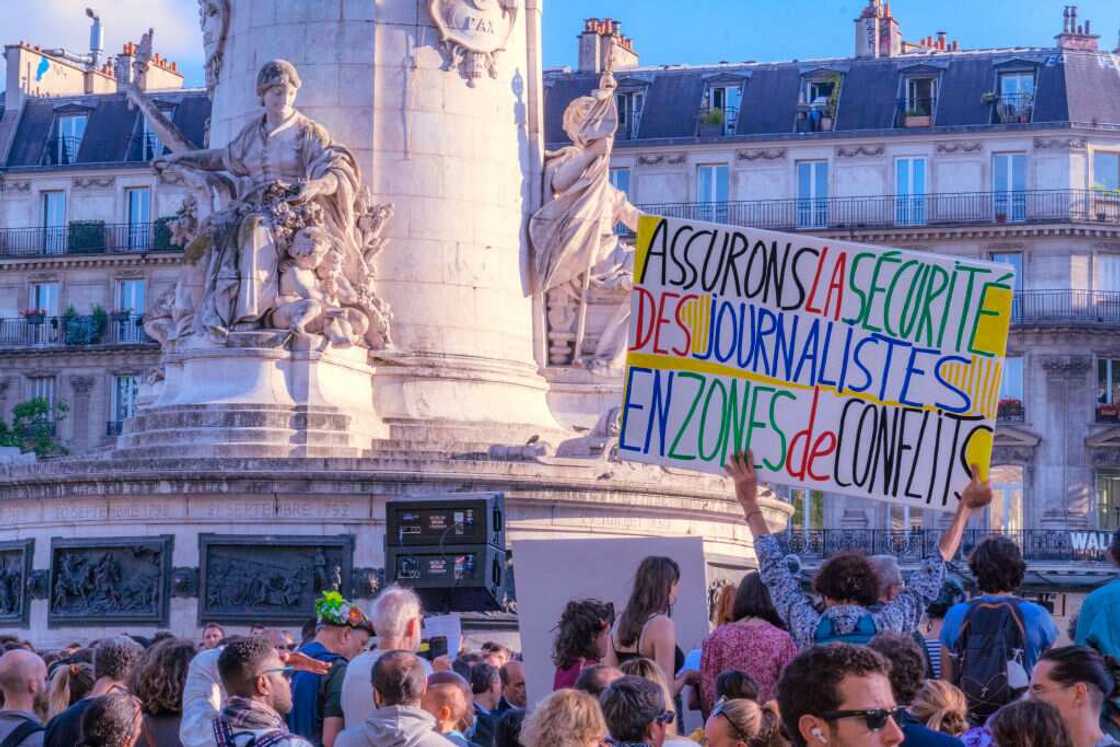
{"left": 1056, "top": 5, "right": 1099, "bottom": 50}
{"left": 577, "top": 16, "right": 639, "bottom": 73}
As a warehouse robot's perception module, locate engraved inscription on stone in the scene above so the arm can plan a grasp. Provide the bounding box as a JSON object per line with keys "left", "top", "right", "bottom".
{"left": 48, "top": 537, "right": 172, "bottom": 626}
{"left": 199, "top": 535, "right": 354, "bottom": 625}
{"left": 0, "top": 541, "right": 32, "bottom": 624}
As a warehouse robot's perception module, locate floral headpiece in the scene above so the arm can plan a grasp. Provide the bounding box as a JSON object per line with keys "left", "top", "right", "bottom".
{"left": 314, "top": 591, "right": 373, "bottom": 632}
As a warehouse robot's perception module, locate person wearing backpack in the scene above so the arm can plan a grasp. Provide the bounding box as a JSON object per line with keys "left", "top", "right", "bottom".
{"left": 940, "top": 535, "right": 1058, "bottom": 726}
{"left": 725, "top": 450, "right": 994, "bottom": 650}
{"left": 213, "top": 637, "right": 312, "bottom": 747}
{"left": 0, "top": 650, "right": 47, "bottom": 747}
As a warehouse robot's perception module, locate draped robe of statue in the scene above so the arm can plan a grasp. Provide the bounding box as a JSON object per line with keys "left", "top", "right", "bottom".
{"left": 529, "top": 69, "right": 640, "bottom": 373}
{"left": 201, "top": 110, "right": 364, "bottom": 337}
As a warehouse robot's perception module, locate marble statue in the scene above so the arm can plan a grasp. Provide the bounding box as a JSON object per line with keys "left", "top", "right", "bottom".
{"left": 528, "top": 63, "right": 640, "bottom": 375}
{"left": 198, "top": 0, "right": 231, "bottom": 94}
{"left": 142, "top": 59, "right": 394, "bottom": 352}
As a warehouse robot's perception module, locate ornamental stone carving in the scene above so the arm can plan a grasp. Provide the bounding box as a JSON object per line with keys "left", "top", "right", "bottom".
{"left": 736, "top": 147, "right": 786, "bottom": 161}
{"left": 2, "top": 180, "right": 30, "bottom": 193}
{"left": 350, "top": 567, "right": 384, "bottom": 599}
{"left": 69, "top": 375, "right": 96, "bottom": 396}
{"left": 530, "top": 64, "right": 638, "bottom": 375}
{"left": 199, "top": 535, "right": 353, "bottom": 624}
{"left": 429, "top": 0, "right": 519, "bottom": 86}
{"left": 835, "top": 144, "right": 885, "bottom": 158}
{"left": 48, "top": 537, "right": 172, "bottom": 626}
{"left": 935, "top": 141, "right": 983, "bottom": 154}
{"left": 73, "top": 176, "right": 116, "bottom": 190}
{"left": 0, "top": 541, "right": 32, "bottom": 625}
{"left": 1033, "top": 136, "right": 1087, "bottom": 151}
{"left": 1041, "top": 354, "right": 1092, "bottom": 376}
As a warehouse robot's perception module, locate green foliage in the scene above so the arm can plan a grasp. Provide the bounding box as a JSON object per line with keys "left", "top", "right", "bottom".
{"left": 0, "top": 397, "right": 68, "bottom": 457}
{"left": 91, "top": 305, "right": 108, "bottom": 343}
{"left": 701, "top": 107, "right": 725, "bottom": 126}
{"left": 67, "top": 220, "right": 106, "bottom": 254}
{"left": 153, "top": 216, "right": 179, "bottom": 251}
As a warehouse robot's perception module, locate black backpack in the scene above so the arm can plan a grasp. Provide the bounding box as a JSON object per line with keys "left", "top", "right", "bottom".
{"left": 951, "top": 599, "right": 1029, "bottom": 725}
{"left": 0, "top": 716, "right": 44, "bottom": 747}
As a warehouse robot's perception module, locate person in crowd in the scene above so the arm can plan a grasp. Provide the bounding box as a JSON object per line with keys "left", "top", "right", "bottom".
{"left": 940, "top": 536, "right": 1058, "bottom": 724}
{"left": 727, "top": 451, "right": 992, "bottom": 651}
{"left": 714, "top": 671, "right": 759, "bottom": 704}
{"left": 868, "top": 633, "right": 963, "bottom": 746}
{"left": 469, "top": 662, "right": 501, "bottom": 747}
{"left": 493, "top": 708, "right": 526, "bottom": 747}
{"left": 987, "top": 699, "right": 1073, "bottom": 747}
{"left": 341, "top": 585, "right": 429, "bottom": 729}
{"left": 335, "top": 650, "right": 452, "bottom": 747}
{"left": 178, "top": 644, "right": 225, "bottom": 747}
{"left": 618, "top": 658, "right": 694, "bottom": 746}
{"left": 704, "top": 698, "right": 763, "bottom": 747}
{"left": 46, "top": 636, "right": 143, "bottom": 747}
{"left": 47, "top": 659, "right": 93, "bottom": 721}
{"left": 289, "top": 592, "right": 373, "bottom": 746}
{"left": 923, "top": 580, "right": 966, "bottom": 680}
{"left": 909, "top": 681, "right": 969, "bottom": 738}
{"left": 130, "top": 637, "right": 195, "bottom": 747}
{"left": 213, "top": 637, "right": 311, "bottom": 747}
{"left": 1076, "top": 529, "right": 1120, "bottom": 662}
{"left": 481, "top": 644, "right": 512, "bottom": 669}
{"left": 552, "top": 599, "right": 615, "bottom": 690}
{"left": 700, "top": 571, "right": 797, "bottom": 712}
{"left": 421, "top": 671, "right": 474, "bottom": 746}
{"left": 76, "top": 694, "right": 143, "bottom": 747}
{"left": 868, "top": 556, "right": 905, "bottom": 603}
{"left": 202, "top": 625, "right": 226, "bottom": 651}
{"left": 711, "top": 584, "right": 738, "bottom": 629}
{"left": 498, "top": 660, "right": 526, "bottom": 712}
{"left": 520, "top": 688, "right": 608, "bottom": 747}
{"left": 0, "top": 649, "right": 48, "bottom": 746}
{"left": 1028, "top": 645, "right": 1120, "bottom": 747}
{"left": 609, "top": 557, "right": 697, "bottom": 699}
{"left": 573, "top": 664, "right": 624, "bottom": 698}
{"left": 601, "top": 675, "right": 675, "bottom": 747}
{"left": 776, "top": 643, "right": 904, "bottom": 747}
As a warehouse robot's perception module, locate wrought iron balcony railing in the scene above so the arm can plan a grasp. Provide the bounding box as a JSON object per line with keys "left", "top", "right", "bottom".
{"left": 640, "top": 189, "right": 1120, "bottom": 232}
{"left": 40, "top": 136, "right": 83, "bottom": 166}
{"left": 995, "top": 92, "right": 1034, "bottom": 124}
{"left": 129, "top": 133, "right": 166, "bottom": 161}
{"left": 897, "top": 96, "right": 936, "bottom": 126}
{"left": 697, "top": 106, "right": 739, "bottom": 137}
{"left": 780, "top": 528, "right": 1117, "bottom": 564}
{"left": 0, "top": 221, "right": 181, "bottom": 259}
{"left": 0, "top": 313, "right": 154, "bottom": 349}
{"left": 1012, "top": 290, "right": 1120, "bottom": 327}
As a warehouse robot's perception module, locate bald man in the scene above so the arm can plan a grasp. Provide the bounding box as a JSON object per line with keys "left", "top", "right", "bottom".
{"left": 0, "top": 649, "right": 47, "bottom": 746}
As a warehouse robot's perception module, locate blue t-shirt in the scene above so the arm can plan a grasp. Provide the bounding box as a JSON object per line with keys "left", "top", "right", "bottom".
{"left": 287, "top": 641, "right": 346, "bottom": 744}
{"left": 1075, "top": 578, "right": 1120, "bottom": 662}
{"left": 939, "top": 595, "right": 1058, "bottom": 672}
{"left": 901, "top": 712, "right": 964, "bottom": 747}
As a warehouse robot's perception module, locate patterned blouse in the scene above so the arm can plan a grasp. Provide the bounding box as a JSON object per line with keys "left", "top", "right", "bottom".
{"left": 700, "top": 619, "right": 798, "bottom": 710}
{"left": 755, "top": 534, "right": 946, "bottom": 650}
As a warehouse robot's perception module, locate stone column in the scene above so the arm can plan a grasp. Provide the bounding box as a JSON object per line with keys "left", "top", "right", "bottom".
{"left": 68, "top": 375, "right": 96, "bottom": 452}
{"left": 1038, "top": 355, "right": 1093, "bottom": 529}
{"left": 208, "top": 1, "right": 563, "bottom": 437}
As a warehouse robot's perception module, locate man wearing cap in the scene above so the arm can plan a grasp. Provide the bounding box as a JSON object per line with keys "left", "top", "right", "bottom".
{"left": 288, "top": 592, "right": 374, "bottom": 747}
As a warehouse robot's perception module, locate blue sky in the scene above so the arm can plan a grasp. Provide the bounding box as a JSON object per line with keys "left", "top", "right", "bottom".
{"left": 1, "top": 1, "right": 1117, "bottom": 90}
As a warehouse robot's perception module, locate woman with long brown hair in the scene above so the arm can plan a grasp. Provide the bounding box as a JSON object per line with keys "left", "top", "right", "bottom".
{"left": 551, "top": 599, "right": 615, "bottom": 690}
{"left": 608, "top": 556, "right": 694, "bottom": 699}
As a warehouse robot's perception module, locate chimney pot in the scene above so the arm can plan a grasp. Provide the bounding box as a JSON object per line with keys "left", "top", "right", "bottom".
{"left": 1085, "top": 19, "right": 1091, "bottom": 33}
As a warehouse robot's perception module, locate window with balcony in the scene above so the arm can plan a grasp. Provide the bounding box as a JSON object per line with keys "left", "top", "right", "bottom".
{"left": 895, "top": 157, "right": 927, "bottom": 225}
{"left": 28, "top": 282, "right": 59, "bottom": 316}
{"left": 113, "top": 374, "right": 139, "bottom": 423}
{"left": 610, "top": 168, "right": 631, "bottom": 233}
{"left": 998, "top": 355, "right": 1024, "bottom": 421}
{"left": 989, "top": 465, "right": 1024, "bottom": 532}
{"left": 615, "top": 91, "right": 644, "bottom": 141}
{"left": 44, "top": 114, "right": 87, "bottom": 165}
{"left": 997, "top": 71, "right": 1035, "bottom": 124}
{"left": 27, "top": 375, "right": 56, "bottom": 409}
{"left": 699, "top": 84, "right": 740, "bottom": 137}
{"left": 696, "top": 164, "right": 729, "bottom": 223}
{"left": 1096, "top": 471, "right": 1120, "bottom": 530}
{"left": 796, "top": 160, "right": 829, "bottom": 228}
{"left": 991, "top": 251, "right": 1023, "bottom": 319}
{"left": 135, "top": 109, "right": 171, "bottom": 161}
{"left": 889, "top": 504, "right": 924, "bottom": 531}
{"left": 798, "top": 75, "right": 841, "bottom": 132}
{"left": 902, "top": 77, "right": 936, "bottom": 126}
{"left": 1092, "top": 152, "right": 1120, "bottom": 223}
{"left": 41, "top": 191, "right": 66, "bottom": 255}
{"left": 789, "top": 488, "right": 824, "bottom": 535}
{"left": 1098, "top": 358, "right": 1120, "bottom": 422}
{"left": 126, "top": 188, "right": 151, "bottom": 251}
{"left": 993, "top": 153, "right": 1027, "bottom": 223}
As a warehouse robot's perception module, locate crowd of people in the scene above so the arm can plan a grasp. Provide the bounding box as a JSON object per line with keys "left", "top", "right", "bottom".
{"left": 0, "top": 451, "right": 1116, "bottom": 746}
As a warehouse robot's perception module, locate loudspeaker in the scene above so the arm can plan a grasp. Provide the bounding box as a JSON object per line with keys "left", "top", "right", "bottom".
{"left": 385, "top": 543, "right": 507, "bottom": 612}
{"left": 385, "top": 493, "right": 505, "bottom": 548}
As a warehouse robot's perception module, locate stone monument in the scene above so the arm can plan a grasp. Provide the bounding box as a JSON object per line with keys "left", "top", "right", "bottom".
{"left": 0, "top": 0, "right": 789, "bottom": 645}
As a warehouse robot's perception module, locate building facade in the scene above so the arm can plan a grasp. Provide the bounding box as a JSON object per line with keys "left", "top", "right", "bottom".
{"left": 545, "top": 4, "right": 1120, "bottom": 572}
{"left": 0, "top": 40, "right": 206, "bottom": 453}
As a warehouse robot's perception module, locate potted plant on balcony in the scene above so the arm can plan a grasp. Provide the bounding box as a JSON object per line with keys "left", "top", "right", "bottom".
{"left": 21, "top": 308, "right": 45, "bottom": 325}
{"left": 903, "top": 107, "right": 931, "bottom": 127}
{"left": 698, "top": 107, "right": 725, "bottom": 137}
{"left": 66, "top": 220, "right": 106, "bottom": 254}
{"left": 90, "top": 304, "right": 108, "bottom": 344}
{"left": 998, "top": 398, "right": 1024, "bottom": 420}
{"left": 1097, "top": 402, "right": 1119, "bottom": 422}
{"left": 1091, "top": 183, "right": 1120, "bottom": 223}
{"left": 981, "top": 91, "right": 999, "bottom": 105}
{"left": 995, "top": 211, "right": 1008, "bottom": 224}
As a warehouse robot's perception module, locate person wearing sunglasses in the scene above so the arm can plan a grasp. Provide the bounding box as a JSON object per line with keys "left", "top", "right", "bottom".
{"left": 776, "top": 644, "right": 904, "bottom": 747}
{"left": 600, "top": 675, "right": 674, "bottom": 747}
{"left": 213, "top": 637, "right": 311, "bottom": 747}
{"left": 704, "top": 698, "right": 763, "bottom": 747}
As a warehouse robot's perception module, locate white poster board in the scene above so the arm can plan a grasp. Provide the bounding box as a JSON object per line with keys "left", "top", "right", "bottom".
{"left": 513, "top": 536, "right": 709, "bottom": 709}
{"left": 620, "top": 215, "right": 1015, "bottom": 510}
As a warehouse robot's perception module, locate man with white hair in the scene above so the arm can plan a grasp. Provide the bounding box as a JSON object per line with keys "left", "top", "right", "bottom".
{"left": 340, "top": 585, "right": 432, "bottom": 728}
{"left": 868, "top": 554, "right": 905, "bottom": 603}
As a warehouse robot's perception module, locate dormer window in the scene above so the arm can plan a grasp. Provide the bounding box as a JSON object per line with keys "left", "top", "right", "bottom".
{"left": 699, "top": 84, "right": 741, "bottom": 137}
{"left": 797, "top": 73, "right": 842, "bottom": 133}
{"left": 900, "top": 77, "right": 937, "bottom": 127}
{"left": 615, "top": 90, "right": 644, "bottom": 140}
{"left": 997, "top": 71, "right": 1035, "bottom": 124}
{"left": 133, "top": 107, "right": 174, "bottom": 161}
{"left": 43, "top": 113, "right": 87, "bottom": 165}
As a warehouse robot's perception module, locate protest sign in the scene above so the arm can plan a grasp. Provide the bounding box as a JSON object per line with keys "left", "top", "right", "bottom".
{"left": 618, "top": 214, "right": 1015, "bottom": 509}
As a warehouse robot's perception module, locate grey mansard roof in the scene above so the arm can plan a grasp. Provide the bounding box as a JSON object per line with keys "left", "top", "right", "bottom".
{"left": 5, "top": 88, "right": 211, "bottom": 169}
{"left": 544, "top": 48, "right": 1120, "bottom": 146}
